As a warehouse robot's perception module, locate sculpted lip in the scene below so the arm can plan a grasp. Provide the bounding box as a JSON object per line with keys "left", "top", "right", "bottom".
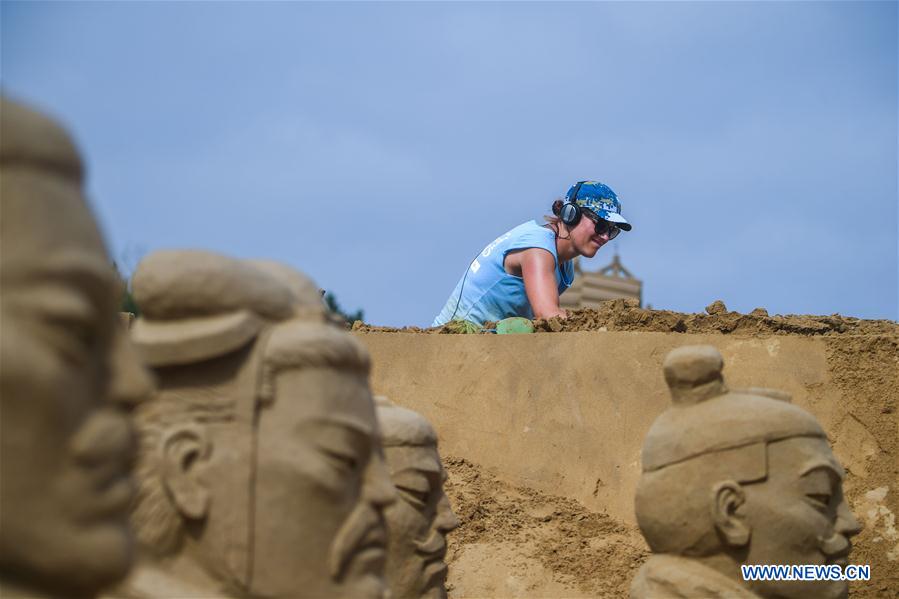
{"left": 353, "top": 545, "right": 387, "bottom": 575}
{"left": 357, "top": 528, "right": 387, "bottom": 553}
{"left": 332, "top": 511, "right": 390, "bottom": 579}
{"left": 351, "top": 526, "right": 388, "bottom": 572}
{"left": 422, "top": 558, "right": 447, "bottom": 577}
{"left": 418, "top": 545, "right": 447, "bottom": 562}
{"left": 830, "top": 557, "right": 849, "bottom": 568}
{"left": 360, "top": 523, "right": 388, "bottom": 549}
{"left": 826, "top": 545, "right": 851, "bottom": 568}
{"left": 821, "top": 534, "right": 852, "bottom": 567}
{"left": 418, "top": 539, "right": 449, "bottom": 581}
{"left": 85, "top": 475, "right": 134, "bottom": 521}
{"left": 420, "top": 558, "right": 449, "bottom": 592}
{"left": 72, "top": 450, "right": 136, "bottom": 522}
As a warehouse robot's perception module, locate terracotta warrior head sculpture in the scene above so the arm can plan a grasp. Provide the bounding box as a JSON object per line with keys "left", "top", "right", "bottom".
{"left": 631, "top": 345, "right": 862, "bottom": 599}
{"left": 375, "top": 398, "right": 460, "bottom": 598}
{"left": 123, "top": 251, "right": 396, "bottom": 598}
{"left": 0, "top": 97, "right": 154, "bottom": 597}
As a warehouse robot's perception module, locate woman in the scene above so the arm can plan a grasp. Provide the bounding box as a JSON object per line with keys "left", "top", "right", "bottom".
{"left": 432, "top": 180, "right": 633, "bottom": 326}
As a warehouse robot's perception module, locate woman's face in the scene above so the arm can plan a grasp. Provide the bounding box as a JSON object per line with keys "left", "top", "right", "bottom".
{"left": 569, "top": 210, "right": 615, "bottom": 258}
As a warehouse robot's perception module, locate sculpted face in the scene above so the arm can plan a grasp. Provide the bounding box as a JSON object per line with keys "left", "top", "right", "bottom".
{"left": 128, "top": 253, "right": 391, "bottom": 597}
{"left": 0, "top": 134, "right": 153, "bottom": 593}
{"left": 742, "top": 437, "right": 862, "bottom": 599}
{"left": 250, "top": 366, "right": 396, "bottom": 598}
{"left": 632, "top": 346, "right": 863, "bottom": 599}
{"left": 383, "top": 444, "right": 460, "bottom": 599}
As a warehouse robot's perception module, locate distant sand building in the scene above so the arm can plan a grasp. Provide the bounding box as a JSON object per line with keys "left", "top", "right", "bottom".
{"left": 560, "top": 254, "right": 643, "bottom": 309}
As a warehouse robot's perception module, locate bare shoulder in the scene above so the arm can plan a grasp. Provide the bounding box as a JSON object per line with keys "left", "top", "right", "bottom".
{"left": 504, "top": 247, "right": 555, "bottom": 276}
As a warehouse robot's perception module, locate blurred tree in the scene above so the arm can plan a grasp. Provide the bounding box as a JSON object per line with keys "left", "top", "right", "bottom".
{"left": 323, "top": 291, "right": 363, "bottom": 324}
{"left": 113, "top": 262, "right": 140, "bottom": 316}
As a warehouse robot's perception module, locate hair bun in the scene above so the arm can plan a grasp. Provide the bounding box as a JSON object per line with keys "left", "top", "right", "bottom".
{"left": 551, "top": 199, "right": 564, "bottom": 215}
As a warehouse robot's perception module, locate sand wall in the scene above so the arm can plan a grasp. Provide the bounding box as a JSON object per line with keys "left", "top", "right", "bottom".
{"left": 358, "top": 330, "right": 899, "bottom": 596}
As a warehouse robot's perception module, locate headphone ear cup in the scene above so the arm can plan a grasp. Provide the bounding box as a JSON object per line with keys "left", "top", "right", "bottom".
{"left": 560, "top": 203, "right": 581, "bottom": 227}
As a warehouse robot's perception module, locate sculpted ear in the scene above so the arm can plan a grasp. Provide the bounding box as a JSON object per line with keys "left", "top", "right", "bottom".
{"left": 711, "top": 480, "right": 750, "bottom": 547}
{"left": 161, "top": 424, "right": 211, "bottom": 520}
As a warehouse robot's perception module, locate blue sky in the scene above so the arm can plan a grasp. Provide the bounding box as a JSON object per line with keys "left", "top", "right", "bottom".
{"left": 3, "top": 1, "right": 896, "bottom": 326}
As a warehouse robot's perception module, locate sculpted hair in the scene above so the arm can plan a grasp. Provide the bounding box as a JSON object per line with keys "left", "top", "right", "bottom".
{"left": 130, "top": 394, "right": 229, "bottom": 553}
{"left": 635, "top": 443, "right": 769, "bottom": 556}
{"left": 259, "top": 321, "right": 370, "bottom": 403}
{"left": 374, "top": 398, "right": 438, "bottom": 448}
{"left": 130, "top": 320, "right": 371, "bottom": 555}
{"left": 130, "top": 352, "right": 241, "bottom": 555}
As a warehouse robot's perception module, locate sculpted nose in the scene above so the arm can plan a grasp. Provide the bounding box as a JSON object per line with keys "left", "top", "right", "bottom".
{"left": 835, "top": 498, "right": 863, "bottom": 539}
{"left": 435, "top": 493, "right": 460, "bottom": 533}
{"left": 108, "top": 325, "right": 155, "bottom": 408}
{"left": 365, "top": 451, "right": 397, "bottom": 509}
{"left": 70, "top": 407, "right": 135, "bottom": 466}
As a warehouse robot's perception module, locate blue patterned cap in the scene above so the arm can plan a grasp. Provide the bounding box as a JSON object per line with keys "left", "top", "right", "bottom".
{"left": 566, "top": 181, "right": 632, "bottom": 231}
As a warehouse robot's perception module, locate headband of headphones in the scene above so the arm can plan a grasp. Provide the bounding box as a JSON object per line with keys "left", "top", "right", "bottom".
{"left": 567, "top": 181, "right": 585, "bottom": 205}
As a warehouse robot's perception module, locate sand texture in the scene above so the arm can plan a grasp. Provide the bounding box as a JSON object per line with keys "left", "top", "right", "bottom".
{"left": 352, "top": 301, "right": 899, "bottom": 336}
{"left": 358, "top": 306, "right": 898, "bottom": 598}
{"left": 443, "top": 457, "right": 648, "bottom": 598}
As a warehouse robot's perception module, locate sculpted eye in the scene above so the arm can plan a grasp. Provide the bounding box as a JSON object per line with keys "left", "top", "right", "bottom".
{"left": 322, "top": 449, "right": 359, "bottom": 473}
{"left": 806, "top": 493, "right": 832, "bottom": 510}
{"left": 68, "top": 319, "right": 98, "bottom": 349}
{"left": 397, "top": 486, "right": 430, "bottom": 509}
{"left": 392, "top": 470, "right": 437, "bottom": 510}
{"left": 47, "top": 316, "right": 99, "bottom": 364}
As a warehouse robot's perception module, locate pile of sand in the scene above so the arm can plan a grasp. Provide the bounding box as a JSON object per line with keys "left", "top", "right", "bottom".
{"left": 443, "top": 457, "right": 649, "bottom": 598}
{"left": 533, "top": 299, "right": 899, "bottom": 336}
{"left": 352, "top": 300, "right": 898, "bottom": 336}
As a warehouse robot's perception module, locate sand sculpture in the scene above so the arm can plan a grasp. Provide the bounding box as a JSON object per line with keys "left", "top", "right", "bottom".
{"left": 0, "top": 96, "right": 154, "bottom": 597}
{"left": 631, "top": 345, "right": 863, "bottom": 599}
{"left": 375, "top": 397, "right": 460, "bottom": 598}
{"left": 117, "top": 250, "right": 396, "bottom": 598}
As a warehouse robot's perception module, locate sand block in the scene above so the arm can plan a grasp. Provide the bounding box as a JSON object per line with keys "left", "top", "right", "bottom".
{"left": 359, "top": 330, "right": 899, "bottom": 597}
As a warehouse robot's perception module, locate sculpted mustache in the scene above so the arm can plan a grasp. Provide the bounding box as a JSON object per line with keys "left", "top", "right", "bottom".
{"left": 70, "top": 409, "right": 135, "bottom": 468}
{"left": 328, "top": 505, "right": 383, "bottom": 580}
{"left": 819, "top": 533, "right": 850, "bottom": 558}
{"left": 415, "top": 531, "right": 446, "bottom": 558}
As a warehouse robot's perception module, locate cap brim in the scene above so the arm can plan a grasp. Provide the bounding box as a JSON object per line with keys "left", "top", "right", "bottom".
{"left": 594, "top": 210, "right": 632, "bottom": 231}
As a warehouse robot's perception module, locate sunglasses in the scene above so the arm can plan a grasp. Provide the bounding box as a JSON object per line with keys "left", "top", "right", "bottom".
{"left": 583, "top": 210, "right": 620, "bottom": 240}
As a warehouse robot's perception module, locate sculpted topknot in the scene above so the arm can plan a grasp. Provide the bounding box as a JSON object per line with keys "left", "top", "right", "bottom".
{"left": 662, "top": 345, "right": 726, "bottom": 405}
{"left": 0, "top": 96, "right": 83, "bottom": 182}
{"left": 642, "top": 346, "right": 825, "bottom": 472}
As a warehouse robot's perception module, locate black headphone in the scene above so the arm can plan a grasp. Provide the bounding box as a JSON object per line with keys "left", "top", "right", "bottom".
{"left": 560, "top": 181, "right": 585, "bottom": 227}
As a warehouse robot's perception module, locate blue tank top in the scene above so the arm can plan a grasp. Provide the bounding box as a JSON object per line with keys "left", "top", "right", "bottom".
{"left": 432, "top": 220, "right": 575, "bottom": 326}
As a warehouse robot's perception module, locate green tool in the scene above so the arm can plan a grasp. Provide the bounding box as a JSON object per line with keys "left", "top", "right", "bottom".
{"left": 496, "top": 317, "right": 535, "bottom": 334}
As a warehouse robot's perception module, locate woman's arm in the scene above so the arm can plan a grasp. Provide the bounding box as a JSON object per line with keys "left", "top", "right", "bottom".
{"left": 518, "top": 248, "right": 567, "bottom": 319}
